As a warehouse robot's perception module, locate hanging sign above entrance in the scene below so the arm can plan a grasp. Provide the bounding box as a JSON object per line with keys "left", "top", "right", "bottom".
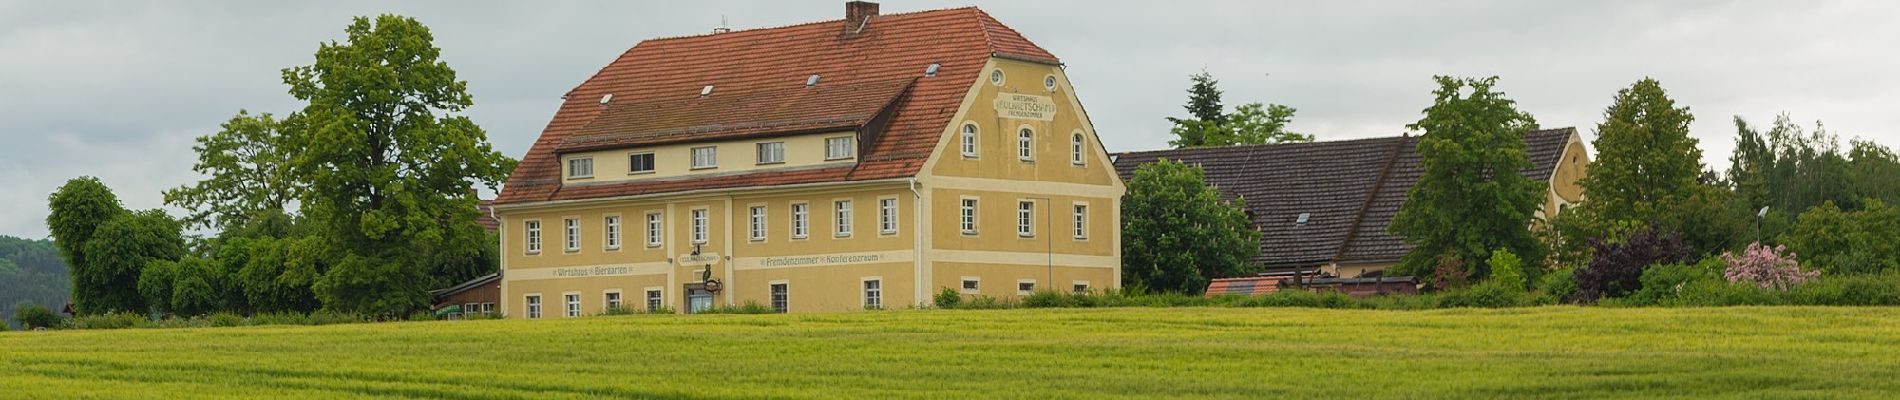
{"left": 678, "top": 253, "right": 722, "bottom": 265}
{"left": 993, "top": 93, "right": 1058, "bottom": 121}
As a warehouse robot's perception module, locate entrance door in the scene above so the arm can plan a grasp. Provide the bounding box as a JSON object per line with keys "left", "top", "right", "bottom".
{"left": 687, "top": 289, "right": 713, "bottom": 313}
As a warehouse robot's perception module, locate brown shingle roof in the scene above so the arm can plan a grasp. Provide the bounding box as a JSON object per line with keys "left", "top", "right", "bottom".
{"left": 1112, "top": 128, "right": 1577, "bottom": 269}
{"left": 497, "top": 6, "right": 1057, "bottom": 205}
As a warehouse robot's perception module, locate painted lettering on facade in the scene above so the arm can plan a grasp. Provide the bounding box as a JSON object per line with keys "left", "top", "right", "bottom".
{"left": 993, "top": 93, "right": 1058, "bottom": 121}
{"left": 678, "top": 253, "right": 722, "bottom": 265}
{"left": 554, "top": 265, "right": 634, "bottom": 278}
{"left": 761, "top": 254, "right": 885, "bottom": 268}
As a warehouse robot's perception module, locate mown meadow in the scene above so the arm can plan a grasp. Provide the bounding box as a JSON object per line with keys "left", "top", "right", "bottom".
{"left": 4, "top": 306, "right": 1900, "bottom": 399}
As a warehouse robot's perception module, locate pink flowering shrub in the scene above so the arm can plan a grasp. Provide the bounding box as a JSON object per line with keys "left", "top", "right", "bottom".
{"left": 1722, "top": 242, "right": 1819, "bottom": 290}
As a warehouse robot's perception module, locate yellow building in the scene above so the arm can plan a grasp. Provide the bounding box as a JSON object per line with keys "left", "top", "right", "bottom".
{"left": 490, "top": 2, "right": 1123, "bottom": 317}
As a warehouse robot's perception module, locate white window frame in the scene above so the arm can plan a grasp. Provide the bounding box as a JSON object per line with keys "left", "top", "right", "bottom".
{"left": 605, "top": 289, "right": 623, "bottom": 310}
{"left": 862, "top": 277, "right": 883, "bottom": 309}
{"left": 790, "top": 202, "right": 810, "bottom": 239}
{"left": 748, "top": 205, "right": 767, "bottom": 242}
{"left": 567, "top": 157, "right": 594, "bottom": 179}
{"left": 563, "top": 292, "right": 581, "bottom": 318}
{"left": 604, "top": 215, "right": 622, "bottom": 250}
{"left": 627, "top": 152, "right": 656, "bottom": 174}
{"left": 563, "top": 218, "right": 581, "bottom": 252}
{"left": 959, "top": 197, "right": 978, "bottom": 235}
{"left": 644, "top": 288, "right": 663, "bottom": 311}
{"left": 690, "top": 208, "right": 709, "bottom": 244}
{"left": 1017, "top": 279, "right": 1037, "bottom": 295}
{"left": 1017, "top": 127, "right": 1034, "bottom": 161}
{"left": 525, "top": 294, "right": 543, "bottom": 319}
{"left": 691, "top": 146, "right": 717, "bottom": 169}
{"left": 1044, "top": 74, "right": 1059, "bottom": 92}
{"left": 756, "top": 142, "right": 785, "bottom": 165}
{"left": 960, "top": 277, "right": 981, "bottom": 294}
{"left": 1071, "top": 132, "right": 1086, "bottom": 165}
{"left": 960, "top": 123, "right": 979, "bottom": 158}
{"left": 1017, "top": 200, "right": 1035, "bottom": 238}
{"left": 1072, "top": 202, "right": 1089, "bottom": 240}
{"left": 878, "top": 197, "right": 898, "bottom": 235}
{"left": 645, "top": 212, "right": 663, "bottom": 247}
{"left": 1072, "top": 281, "right": 1091, "bottom": 295}
{"left": 833, "top": 200, "right": 854, "bottom": 237}
{"left": 825, "top": 136, "right": 855, "bottom": 161}
{"left": 524, "top": 220, "right": 542, "bottom": 254}
{"left": 769, "top": 280, "right": 789, "bottom": 313}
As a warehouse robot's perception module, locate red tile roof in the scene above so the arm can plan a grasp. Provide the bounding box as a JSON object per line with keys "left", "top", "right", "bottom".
{"left": 497, "top": 6, "right": 1057, "bottom": 205}
{"left": 1204, "top": 276, "right": 1291, "bottom": 298}
{"left": 559, "top": 78, "right": 915, "bottom": 152}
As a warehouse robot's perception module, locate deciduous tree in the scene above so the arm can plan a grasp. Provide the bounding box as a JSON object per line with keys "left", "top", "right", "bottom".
{"left": 1388, "top": 76, "right": 1546, "bottom": 281}
{"left": 163, "top": 111, "right": 303, "bottom": 231}
{"left": 1121, "top": 159, "right": 1261, "bottom": 294}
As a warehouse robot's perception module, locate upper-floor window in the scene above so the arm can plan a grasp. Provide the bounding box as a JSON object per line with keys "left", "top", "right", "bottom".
{"left": 960, "top": 124, "right": 979, "bottom": 158}
{"left": 879, "top": 198, "right": 898, "bottom": 235}
{"left": 525, "top": 220, "right": 542, "bottom": 253}
{"left": 1072, "top": 204, "right": 1088, "bottom": 239}
{"left": 1071, "top": 133, "right": 1086, "bottom": 165}
{"left": 791, "top": 203, "right": 810, "bottom": 239}
{"left": 834, "top": 200, "right": 854, "bottom": 237}
{"left": 1044, "top": 75, "right": 1059, "bottom": 92}
{"left": 1017, "top": 200, "right": 1034, "bottom": 237}
{"left": 564, "top": 218, "right": 581, "bottom": 252}
{"left": 645, "top": 212, "right": 663, "bottom": 247}
{"left": 757, "top": 142, "right": 785, "bottom": 164}
{"left": 826, "top": 137, "right": 855, "bottom": 161}
{"left": 690, "top": 209, "right": 709, "bottom": 244}
{"left": 628, "top": 152, "right": 655, "bottom": 174}
{"left": 691, "top": 146, "right": 717, "bottom": 169}
{"left": 960, "top": 199, "right": 978, "bottom": 234}
{"left": 1018, "top": 128, "right": 1034, "bottom": 161}
{"left": 605, "top": 216, "right": 622, "bottom": 249}
{"left": 749, "top": 206, "right": 767, "bottom": 241}
{"left": 568, "top": 157, "right": 594, "bottom": 179}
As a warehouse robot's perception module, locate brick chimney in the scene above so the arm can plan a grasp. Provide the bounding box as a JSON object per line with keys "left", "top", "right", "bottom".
{"left": 844, "top": 1, "right": 879, "bottom": 35}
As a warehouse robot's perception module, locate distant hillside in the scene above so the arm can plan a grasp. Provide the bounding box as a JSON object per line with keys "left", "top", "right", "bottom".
{"left": 1, "top": 235, "right": 69, "bottom": 328}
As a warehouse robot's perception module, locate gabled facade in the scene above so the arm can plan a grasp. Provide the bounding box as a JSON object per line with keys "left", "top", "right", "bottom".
{"left": 492, "top": 2, "right": 1123, "bottom": 316}
{"left": 1113, "top": 128, "right": 1588, "bottom": 278}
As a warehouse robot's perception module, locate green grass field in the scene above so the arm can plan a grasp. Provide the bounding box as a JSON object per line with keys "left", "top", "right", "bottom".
{"left": 5, "top": 306, "right": 1899, "bottom": 399}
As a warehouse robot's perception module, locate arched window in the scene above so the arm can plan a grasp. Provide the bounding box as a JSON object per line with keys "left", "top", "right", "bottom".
{"left": 960, "top": 123, "right": 979, "bottom": 157}
{"left": 1017, "top": 128, "right": 1034, "bottom": 161}
{"left": 1070, "top": 133, "right": 1086, "bottom": 165}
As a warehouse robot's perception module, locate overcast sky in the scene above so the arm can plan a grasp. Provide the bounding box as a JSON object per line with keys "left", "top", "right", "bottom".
{"left": 2, "top": 0, "right": 1897, "bottom": 239}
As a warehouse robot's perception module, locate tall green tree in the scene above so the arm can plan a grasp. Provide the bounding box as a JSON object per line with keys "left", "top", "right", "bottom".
{"left": 46, "top": 177, "right": 131, "bottom": 314}
{"left": 280, "top": 15, "right": 514, "bottom": 315}
{"left": 1388, "top": 76, "right": 1546, "bottom": 281}
{"left": 1165, "top": 71, "right": 1310, "bottom": 148}
{"left": 1575, "top": 78, "right": 1703, "bottom": 223}
{"left": 82, "top": 209, "right": 187, "bottom": 314}
{"left": 163, "top": 111, "right": 303, "bottom": 231}
{"left": 1121, "top": 159, "right": 1261, "bottom": 294}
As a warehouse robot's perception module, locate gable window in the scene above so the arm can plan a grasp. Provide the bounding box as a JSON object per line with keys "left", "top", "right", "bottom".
{"left": 1017, "top": 128, "right": 1034, "bottom": 161}
{"left": 1017, "top": 201, "right": 1035, "bottom": 237}
{"left": 1044, "top": 75, "right": 1059, "bottom": 92}
{"left": 879, "top": 198, "right": 898, "bottom": 235}
{"left": 645, "top": 212, "right": 663, "bottom": 247}
{"left": 691, "top": 209, "right": 709, "bottom": 244}
{"left": 749, "top": 206, "right": 767, "bottom": 241}
{"left": 1073, "top": 204, "right": 1088, "bottom": 239}
{"left": 757, "top": 142, "right": 785, "bottom": 164}
{"left": 564, "top": 218, "right": 581, "bottom": 252}
{"left": 791, "top": 203, "right": 810, "bottom": 239}
{"left": 645, "top": 289, "right": 662, "bottom": 311}
{"left": 959, "top": 198, "right": 978, "bottom": 234}
{"left": 1071, "top": 133, "right": 1086, "bottom": 165}
{"left": 691, "top": 146, "right": 717, "bottom": 169}
{"left": 834, "top": 200, "right": 854, "bottom": 237}
{"left": 770, "top": 282, "right": 789, "bottom": 313}
{"left": 863, "top": 279, "right": 883, "bottom": 309}
{"left": 564, "top": 293, "right": 581, "bottom": 318}
{"left": 605, "top": 216, "right": 622, "bottom": 249}
{"left": 525, "top": 295, "right": 542, "bottom": 319}
{"left": 524, "top": 220, "right": 542, "bottom": 253}
{"left": 826, "top": 136, "right": 855, "bottom": 160}
{"left": 628, "top": 152, "right": 655, "bottom": 174}
{"left": 568, "top": 157, "right": 594, "bottom": 179}
{"left": 960, "top": 124, "right": 979, "bottom": 157}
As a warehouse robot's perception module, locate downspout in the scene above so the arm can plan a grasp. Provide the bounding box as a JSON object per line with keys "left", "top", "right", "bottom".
{"left": 909, "top": 177, "right": 924, "bottom": 306}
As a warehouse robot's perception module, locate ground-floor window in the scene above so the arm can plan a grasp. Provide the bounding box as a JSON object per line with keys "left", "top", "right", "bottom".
{"left": 770, "top": 282, "right": 789, "bottom": 313}
{"left": 564, "top": 293, "right": 581, "bottom": 317}
{"left": 688, "top": 288, "right": 713, "bottom": 313}
{"left": 481, "top": 302, "right": 494, "bottom": 314}
{"left": 526, "top": 295, "right": 542, "bottom": 319}
{"left": 1018, "top": 280, "right": 1036, "bottom": 295}
{"left": 962, "top": 277, "right": 980, "bottom": 294}
{"left": 605, "top": 291, "right": 622, "bottom": 310}
{"left": 646, "top": 289, "right": 662, "bottom": 311}
{"left": 1073, "top": 282, "right": 1090, "bottom": 295}
{"left": 863, "top": 279, "right": 882, "bottom": 309}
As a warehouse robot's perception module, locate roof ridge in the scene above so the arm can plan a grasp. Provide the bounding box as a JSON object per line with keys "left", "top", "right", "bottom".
{"left": 1328, "top": 135, "right": 1412, "bottom": 267}
{"left": 638, "top": 6, "right": 981, "bottom": 43}
{"left": 971, "top": 7, "right": 1001, "bottom": 56}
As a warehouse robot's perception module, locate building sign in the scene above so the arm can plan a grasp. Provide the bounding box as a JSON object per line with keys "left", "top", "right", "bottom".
{"left": 993, "top": 93, "right": 1058, "bottom": 121}
{"left": 734, "top": 250, "right": 912, "bottom": 270}
{"left": 510, "top": 261, "right": 670, "bottom": 281}
{"left": 678, "top": 253, "right": 722, "bottom": 265}
{"left": 554, "top": 265, "right": 634, "bottom": 278}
